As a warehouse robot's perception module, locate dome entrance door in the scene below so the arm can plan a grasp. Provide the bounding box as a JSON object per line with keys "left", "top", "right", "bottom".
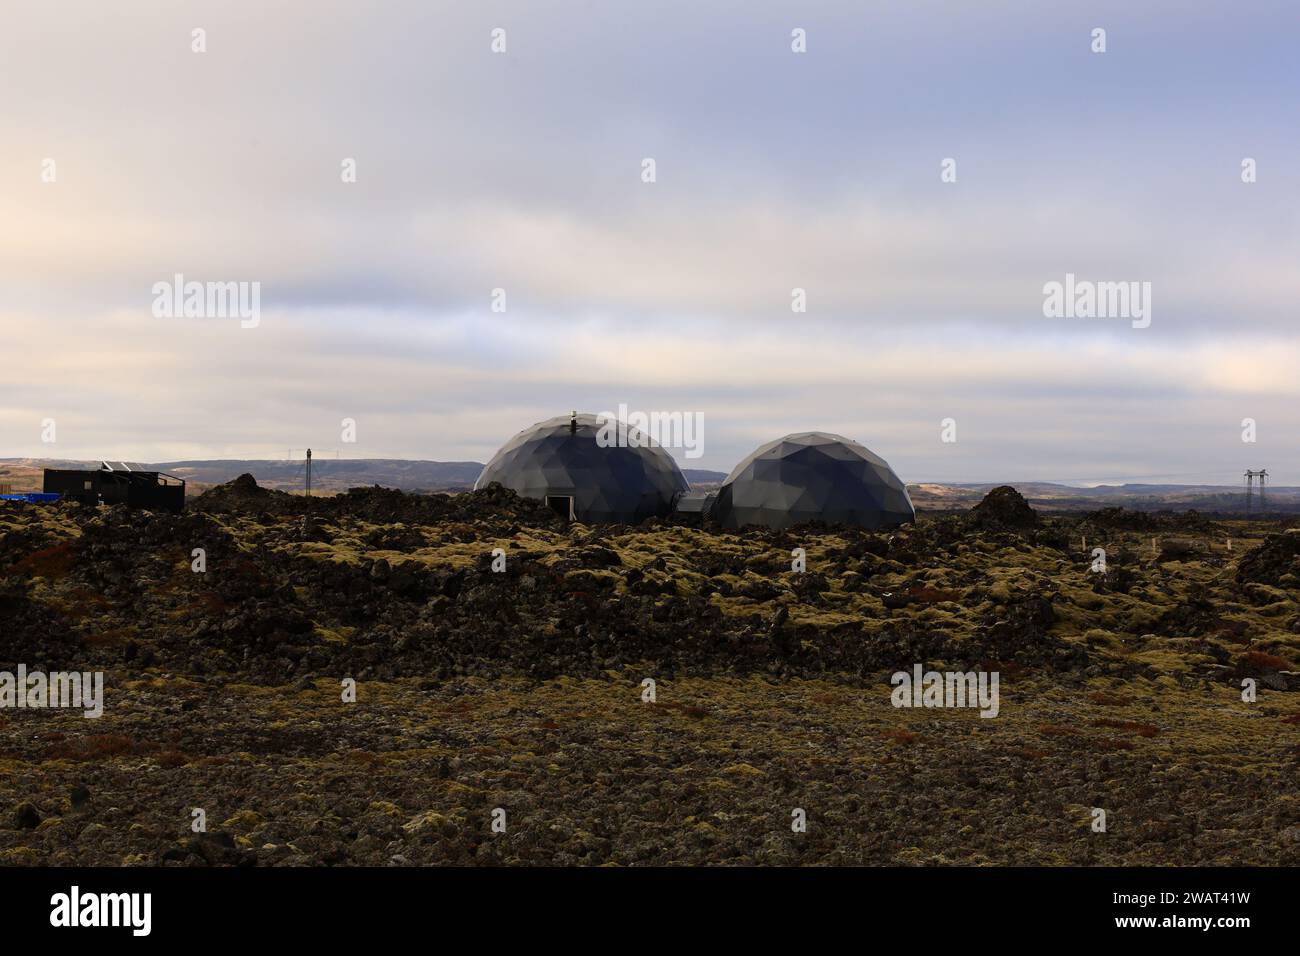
{"left": 546, "top": 495, "right": 575, "bottom": 521}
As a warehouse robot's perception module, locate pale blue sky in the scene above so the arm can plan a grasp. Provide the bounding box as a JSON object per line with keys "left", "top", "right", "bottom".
{"left": 1, "top": 1, "right": 1296, "bottom": 482}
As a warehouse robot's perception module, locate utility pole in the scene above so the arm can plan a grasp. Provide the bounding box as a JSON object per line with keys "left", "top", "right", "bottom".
{"left": 306, "top": 448, "right": 312, "bottom": 497}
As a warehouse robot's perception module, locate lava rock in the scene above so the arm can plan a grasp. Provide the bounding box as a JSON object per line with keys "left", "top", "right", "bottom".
{"left": 967, "top": 486, "right": 1039, "bottom": 530}
{"left": 12, "top": 802, "right": 42, "bottom": 829}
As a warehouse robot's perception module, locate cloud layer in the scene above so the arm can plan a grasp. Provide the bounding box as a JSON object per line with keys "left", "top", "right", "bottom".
{"left": 1, "top": 1, "right": 1296, "bottom": 482}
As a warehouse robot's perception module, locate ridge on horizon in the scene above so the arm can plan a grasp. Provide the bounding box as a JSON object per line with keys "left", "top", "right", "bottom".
{"left": 1, "top": 457, "right": 1290, "bottom": 490}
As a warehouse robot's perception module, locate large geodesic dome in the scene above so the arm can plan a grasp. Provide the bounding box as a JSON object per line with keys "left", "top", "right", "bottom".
{"left": 711, "top": 432, "right": 914, "bottom": 530}
{"left": 475, "top": 413, "right": 688, "bottom": 524}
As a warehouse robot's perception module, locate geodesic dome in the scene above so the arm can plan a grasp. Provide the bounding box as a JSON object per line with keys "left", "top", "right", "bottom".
{"left": 474, "top": 413, "right": 688, "bottom": 524}
{"left": 711, "top": 432, "right": 914, "bottom": 530}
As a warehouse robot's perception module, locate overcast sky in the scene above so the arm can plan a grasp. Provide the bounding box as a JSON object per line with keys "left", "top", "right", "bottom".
{"left": 2, "top": 1, "right": 1297, "bottom": 483}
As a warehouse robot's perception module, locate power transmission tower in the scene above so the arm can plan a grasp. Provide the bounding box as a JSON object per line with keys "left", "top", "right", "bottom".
{"left": 1244, "top": 469, "right": 1267, "bottom": 515}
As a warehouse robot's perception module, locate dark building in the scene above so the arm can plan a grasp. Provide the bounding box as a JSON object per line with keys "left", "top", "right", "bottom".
{"left": 44, "top": 463, "right": 186, "bottom": 513}
{"left": 475, "top": 413, "right": 688, "bottom": 524}
{"left": 710, "top": 432, "right": 914, "bottom": 530}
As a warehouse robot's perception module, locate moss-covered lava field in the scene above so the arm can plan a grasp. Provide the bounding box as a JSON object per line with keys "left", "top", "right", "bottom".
{"left": 2, "top": 479, "right": 1298, "bottom": 865}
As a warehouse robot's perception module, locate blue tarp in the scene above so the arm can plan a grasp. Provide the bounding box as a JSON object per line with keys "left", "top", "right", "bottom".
{"left": 0, "top": 493, "right": 62, "bottom": 503}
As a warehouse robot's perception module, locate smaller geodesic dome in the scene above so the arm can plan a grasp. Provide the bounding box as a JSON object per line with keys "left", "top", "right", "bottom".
{"left": 712, "top": 432, "right": 914, "bottom": 530}
{"left": 474, "top": 413, "right": 688, "bottom": 524}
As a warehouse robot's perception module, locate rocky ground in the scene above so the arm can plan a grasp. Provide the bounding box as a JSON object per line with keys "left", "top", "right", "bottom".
{"left": 1, "top": 479, "right": 1298, "bottom": 865}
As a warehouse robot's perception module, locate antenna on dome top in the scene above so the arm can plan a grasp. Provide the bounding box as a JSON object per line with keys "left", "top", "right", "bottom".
{"left": 569, "top": 411, "right": 578, "bottom": 434}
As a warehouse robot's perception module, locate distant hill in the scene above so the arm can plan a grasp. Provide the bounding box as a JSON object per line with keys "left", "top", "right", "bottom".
{"left": 907, "top": 481, "right": 1300, "bottom": 514}
{"left": 0, "top": 459, "right": 730, "bottom": 495}
{"left": 2, "top": 459, "right": 1292, "bottom": 510}
{"left": 157, "top": 459, "right": 485, "bottom": 494}
{"left": 681, "top": 469, "right": 727, "bottom": 486}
